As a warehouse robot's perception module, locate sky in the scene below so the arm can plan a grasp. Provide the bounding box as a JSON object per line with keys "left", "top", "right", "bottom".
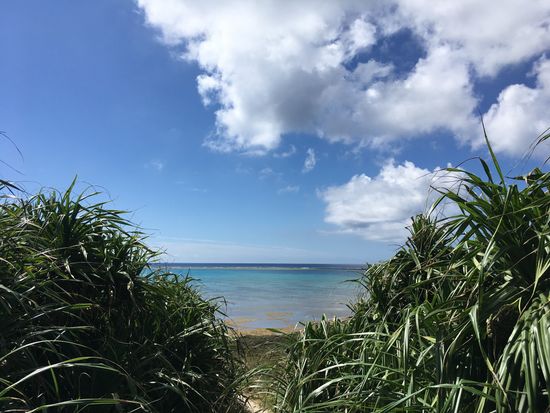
{"left": 1, "top": 0, "right": 549, "bottom": 264}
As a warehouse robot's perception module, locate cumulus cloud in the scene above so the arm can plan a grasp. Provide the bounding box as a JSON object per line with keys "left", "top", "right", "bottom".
{"left": 479, "top": 57, "right": 550, "bottom": 157}
{"left": 395, "top": 0, "right": 550, "bottom": 76}
{"left": 317, "top": 46, "right": 477, "bottom": 146}
{"left": 137, "top": 0, "right": 550, "bottom": 153}
{"left": 319, "top": 160, "right": 458, "bottom": 242}
{"left": 302, "top": 148, "right": 317, "bottom": 173}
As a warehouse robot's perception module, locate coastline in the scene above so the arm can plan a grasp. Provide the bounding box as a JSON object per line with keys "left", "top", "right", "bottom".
{"left": 236, "top": 325, "right": 300, "bottom": 336}
{"left": 228, "top": 314, "right": 300, "bottom": 336}
{"left": 166, "top": 265, "right": 360, "bottom": 330}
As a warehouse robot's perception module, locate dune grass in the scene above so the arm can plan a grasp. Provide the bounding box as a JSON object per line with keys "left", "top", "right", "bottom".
{"left": 267, "top": 137, "right": 550, "bottom": 412}
{"left": 0, "top": 183, "right": 246, "bottom": 412}
{"left": 1, "top": 133, "right": 548, "bottom": 413}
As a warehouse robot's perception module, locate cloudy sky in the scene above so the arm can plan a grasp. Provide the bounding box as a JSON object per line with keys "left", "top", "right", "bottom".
{"left": 1, "top": 0, "right": 549, "bottom": 263}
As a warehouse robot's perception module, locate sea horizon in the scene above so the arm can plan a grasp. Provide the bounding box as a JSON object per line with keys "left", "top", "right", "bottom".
{"left": 151, "top": 262, "right": 365, "bottom": 271}
{"left": 158, "top": 263, "right": 363, "bottom": 330}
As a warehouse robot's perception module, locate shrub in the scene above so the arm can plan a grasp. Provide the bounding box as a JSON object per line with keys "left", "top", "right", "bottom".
{"left": 0, "top": 184, "right": 244, "bottom": 412}
{"left": 270, "top": 138, "right": 550, "bottom": 412}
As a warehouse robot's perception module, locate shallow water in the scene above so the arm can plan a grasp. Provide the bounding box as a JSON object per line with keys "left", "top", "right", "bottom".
{"left": 166, "top": 264, "right": 363, "bottom": 329}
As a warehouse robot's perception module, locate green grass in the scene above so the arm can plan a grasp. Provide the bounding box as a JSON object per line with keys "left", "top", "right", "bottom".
{"left": 266, "top": 135, "right": 550, "bottom": 412}
{"left": 0, "top": 183, "right": 247, "bottom": 412}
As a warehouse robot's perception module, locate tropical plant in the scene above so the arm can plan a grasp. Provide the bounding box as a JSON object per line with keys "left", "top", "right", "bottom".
{"left": 0, "top": 183, "right": 246, "bottom": 412}
{"left": 269, "top": 134, "right": 550, "bottom": 412}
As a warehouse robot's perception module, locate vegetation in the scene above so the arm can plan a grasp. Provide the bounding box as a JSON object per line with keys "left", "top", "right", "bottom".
{"left": 1, "top": 132, "right": 548, "bottom": 413}
{"left": 0, "top": 183, "right": 245, "bottom": 412}
{"left": 267, "top": 136, "right": 550, "bottom": 412}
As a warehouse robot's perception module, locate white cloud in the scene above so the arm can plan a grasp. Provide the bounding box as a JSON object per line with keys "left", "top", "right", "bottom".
{"left": 316, "top": 45, "right": 477, "bottom": 146}
{"left": 479, "top": 57, "right": 550, "bottom": 157}
{"left": 302, "top": 148, "right": 317, "bottom": 173}
{"left": 259, "top": 167, "right": 282, "bottom": 180}
{"left": 319, "top": 160, "right": 458, "bottom": 242}
{"left": 395, "top": 0, "right": 550, "bottom": 76}
{"left": 274, "top": 144, "right": 297, "bottom": 158}
{"left": 137, "top": 0, "right": 550, "bottom": 153}
{"left": 145, "top": 159, "right": 165, "bottom": 171}
{"left": 278, "top": 185, "right": 300, "bottom": 194}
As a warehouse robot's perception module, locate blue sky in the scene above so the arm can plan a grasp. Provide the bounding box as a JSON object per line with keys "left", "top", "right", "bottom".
{"left": 1, "top": 0, "right": 549, "bottom": 264}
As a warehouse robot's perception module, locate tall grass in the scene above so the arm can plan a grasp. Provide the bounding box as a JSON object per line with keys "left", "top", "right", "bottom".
{"left": 0, "top": 183, "right": 245, "bottom": 412}
{"left": 269, "top": 138, "right": 549, "bottom": 412}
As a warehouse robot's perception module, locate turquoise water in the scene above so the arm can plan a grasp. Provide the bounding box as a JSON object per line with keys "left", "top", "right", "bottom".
{"left": 166, "top": 264, "right": 363, "bottom": 330}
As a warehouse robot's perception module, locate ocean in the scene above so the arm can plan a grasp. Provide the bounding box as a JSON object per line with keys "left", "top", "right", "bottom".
{"left": 161, "top": 263, "right": 364, "bottom": 330}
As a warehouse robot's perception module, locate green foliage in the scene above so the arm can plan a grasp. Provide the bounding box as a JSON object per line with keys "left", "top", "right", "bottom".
{"left": 269, "top": 139, "right": 550, "bottom": 412}
{"left": 0, "top": 184, "right": 245, "bottom": 412}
